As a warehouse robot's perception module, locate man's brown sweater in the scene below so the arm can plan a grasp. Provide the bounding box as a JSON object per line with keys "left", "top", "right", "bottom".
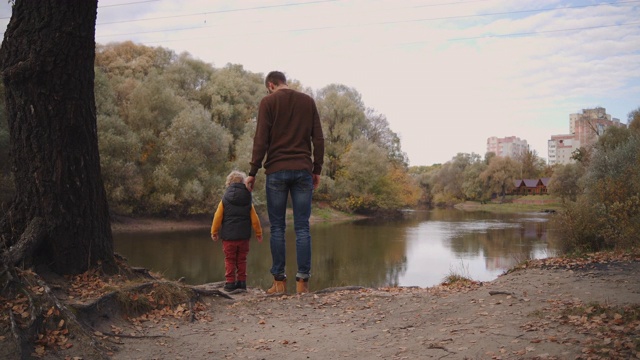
{"left": 249, "top": 88, "right": 324, "bottom": 176}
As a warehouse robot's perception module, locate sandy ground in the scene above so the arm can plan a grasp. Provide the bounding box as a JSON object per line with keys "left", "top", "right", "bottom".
{"left": 102, "top": 258, "right": 640, "bottom": 360}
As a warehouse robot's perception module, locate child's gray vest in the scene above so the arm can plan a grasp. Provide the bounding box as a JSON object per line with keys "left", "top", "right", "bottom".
{"left": 220, "top": 183, "right": 252, "bottom": 240}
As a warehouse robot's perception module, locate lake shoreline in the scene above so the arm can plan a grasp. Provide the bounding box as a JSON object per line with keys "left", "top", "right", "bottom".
{"left": 15, "top": 251, "right": 634, "bottom": 360}
{"left": 110, "top": 214, "right": 212, "bottom": 233}
{"left": 454, "top": 198, "right": 562, "bottom": 213}
{"left": 110, "top": 200, "right": 560, "bottom": 234}
{"left": 110, "top": 203, "right": 367, "bottom": 233}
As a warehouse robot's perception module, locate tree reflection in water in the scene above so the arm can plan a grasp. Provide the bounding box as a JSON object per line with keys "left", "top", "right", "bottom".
{"left": 114, "top": 209, "right": 560, "bottom": 292}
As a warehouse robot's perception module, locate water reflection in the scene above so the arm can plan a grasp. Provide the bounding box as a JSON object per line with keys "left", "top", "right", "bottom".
{"left": 114, "top": 209, "right": 559, "bottom": 292}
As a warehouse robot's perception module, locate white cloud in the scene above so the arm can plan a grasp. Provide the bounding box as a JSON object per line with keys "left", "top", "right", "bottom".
{"left": 1, "top": 0, "right": 638, "bottom": 165}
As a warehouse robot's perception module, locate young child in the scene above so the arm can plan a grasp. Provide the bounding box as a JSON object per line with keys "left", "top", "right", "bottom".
{"left": 211, "top": 170, "right": 263, "bottom": 292}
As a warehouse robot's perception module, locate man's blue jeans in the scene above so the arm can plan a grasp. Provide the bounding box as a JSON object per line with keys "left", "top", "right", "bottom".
{"left": 266, "top": 170, "right": 314, "bottom": 280}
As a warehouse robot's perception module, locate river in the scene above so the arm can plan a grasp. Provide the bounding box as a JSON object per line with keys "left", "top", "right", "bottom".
{"left": 113, "top": 209, "right": 560, "bottom": 293}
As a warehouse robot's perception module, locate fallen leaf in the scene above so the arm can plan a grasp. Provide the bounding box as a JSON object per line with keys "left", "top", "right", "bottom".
{"left": 34, "top": 345, "right": 46, "bottom": 355}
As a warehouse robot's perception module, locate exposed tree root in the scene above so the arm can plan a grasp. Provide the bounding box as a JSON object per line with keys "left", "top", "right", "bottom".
{"left": 1, "top": 262, "right": 236, "bottom": 359}
{"left": 69, "top": 279, "right": 232, "bottom": 330}
{"left": 9, "top": 308, "right": 28, "bottom": 360}
{"left": 1, "top": 267, "right": 113, "bottom": 359}
{"left": 0, "top": 217, "right": 46, "bottom": 268}
{"left": 34, "top": 275, "right": 114, "bottom": 359}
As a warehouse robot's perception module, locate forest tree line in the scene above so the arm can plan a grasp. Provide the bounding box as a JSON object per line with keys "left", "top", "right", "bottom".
{"left": 0, "top": 41, "right": 418, "bottom": 216}
{"left": 0, "top": 41, "right": 638, "bottom": 253}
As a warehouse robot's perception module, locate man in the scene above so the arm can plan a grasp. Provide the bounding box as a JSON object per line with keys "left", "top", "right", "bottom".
{"left": 245, "top": 71, "right": 324, "bottom": 294}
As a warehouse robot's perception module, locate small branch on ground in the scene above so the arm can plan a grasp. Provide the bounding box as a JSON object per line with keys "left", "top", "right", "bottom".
{"left": 189, "top": 284, "right": 233, "bottom": 299}
{"left": 130, "top": 267, "right": 155, "bottom": 279}
{"left": 95, "top": 330, "right": 167, "bottom": 339}
{"left": 315, "top": 286, "right": 366, "bottom": 294}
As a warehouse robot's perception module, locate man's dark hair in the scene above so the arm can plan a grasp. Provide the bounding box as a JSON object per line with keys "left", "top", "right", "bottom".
{"left": 265, "top": 71, "right": 287, "bottom": 86}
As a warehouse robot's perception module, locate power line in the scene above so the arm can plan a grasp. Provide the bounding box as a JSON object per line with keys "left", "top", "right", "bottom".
{"left": 94, "top": 0, "right": 640, "bottom": 41}
{"left": 134, "top": 20, "right": 640, "bottom": 48}
{"left": 447, "top": 21, "right": 640, "bottom": 42}
{"left": 0, "top": 0, "right": 162, "bottom": 20}
{"left": 0, "top": 0, "right": 337, "bottom": 21}
{"left": 100, "top": 0, "right": 160, "bottom": 8}
{"left": 375, "top": 0, "right": 640, "bottom": 27}
{"left": 96, "top": 0, "right": 338, "bottom": 26}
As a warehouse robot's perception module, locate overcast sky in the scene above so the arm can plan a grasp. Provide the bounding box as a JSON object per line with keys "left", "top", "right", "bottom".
{"left": 1, "top": 0, "right": 638, "bottom": 166}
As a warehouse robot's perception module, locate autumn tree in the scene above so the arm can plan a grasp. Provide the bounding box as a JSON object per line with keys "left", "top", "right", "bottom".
{"left": 163, "top": 52, "right": 214, "bottom": 106}
{"left": 548, "top": 163, "right": 585, "bottom": 202}
{"left": 363, "top": 109, "right": 408, "bottom": 167}
{"left": 206, "top": 64, "right": 264, "bottom": 142}
{"left": 0, "top": 0, "right": 116, "bottom": 274}
{"left": 461, "top": 158, "right": 488, "bottom": 201}
{"left": 514, "top": 149, "right": 545, "bottom": 179}
{"left": 629, "top": 107, "right": 640, "bottom": 133}
{"left": 555, "top": 121, "right": 640, "bottom": 251}
{"left": 316, "top": 84, "right": 367, "bottom": 179}
{"left": 480, "top": 156, "right": 520, "bottom": 202}
{"left": 430, "top": 153, "right": 480, "bottom": 205}
{"left": 150, "top": 105, "right": 232, "bottom": 215}
{"left": 334, "top": 138, "right": 392, "bottom": 213}
{"left": 95, "top": 68, "right": 144, "bottom": 214}
{"left": 580, "top": 127, "right": 640, "bottom": 248}
{"left": 408, "top": 165, "right": 441, "bottom": 208}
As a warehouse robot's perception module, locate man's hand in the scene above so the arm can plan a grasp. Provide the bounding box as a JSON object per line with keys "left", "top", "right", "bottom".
{"left": 256, "top": 235, "right": 263, "bottom": 243}
{"left": 211, "top": 234, "right": 218, "bottom": 242}
{"left": 245, "top": 175, "right": 255, "bottom": 192}
{"left": 312, "top": 174, "right": 321, "bottom": 190}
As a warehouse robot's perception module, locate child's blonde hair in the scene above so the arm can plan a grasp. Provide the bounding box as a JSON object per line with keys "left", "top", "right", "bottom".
{"left": 225, "top": 170, "right": 247, "bottom": 186}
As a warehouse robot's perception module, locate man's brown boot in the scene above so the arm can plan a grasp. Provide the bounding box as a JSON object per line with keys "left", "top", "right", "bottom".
{"left": 266, "top": 276, "right": 286, "bottom": 294}
{"left": 296, "top": 277, "right": 309, "bottom": 294}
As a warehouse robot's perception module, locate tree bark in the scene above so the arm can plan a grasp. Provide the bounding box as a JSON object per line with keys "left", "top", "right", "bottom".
{"left": 0, "top": 0, "right": 116, "bottom": 274}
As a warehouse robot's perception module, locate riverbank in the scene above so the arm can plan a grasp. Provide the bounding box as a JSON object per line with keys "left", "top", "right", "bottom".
{"left": 4, "top": 250, "right": 637, "bottom": 359}
{"left": 6, "top": 204, "right": 639, "bottom": 358}
{"left": 110, "top": 202, "right": 366, "bottom": 233}
{"left": 455, "top": 197, "right": 562, "bottom": 213}
{"left": 117, "top": 252, "right": 636, "bottom": 360}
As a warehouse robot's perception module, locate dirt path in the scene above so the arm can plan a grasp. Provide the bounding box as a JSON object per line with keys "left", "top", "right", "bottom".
{"left": 105, "top": 258, "right": 640, "bottom": 360}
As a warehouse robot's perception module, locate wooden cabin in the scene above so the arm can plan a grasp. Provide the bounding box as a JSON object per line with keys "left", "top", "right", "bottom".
{"left": 511, "top": 177, "right": 550, "bottom": 195}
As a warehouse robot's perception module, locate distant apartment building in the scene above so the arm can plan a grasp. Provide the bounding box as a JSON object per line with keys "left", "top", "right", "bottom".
{"left": 547, "top": 134, "right": 577, "bottom": 166}
{"left": 548, "top": 107, "right": 626, "bottom": 165}
{"left": 486, "top": 136, "right": 529, "bottom": 158}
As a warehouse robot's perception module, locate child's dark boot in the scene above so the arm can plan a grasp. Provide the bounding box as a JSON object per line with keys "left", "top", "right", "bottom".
{"left": 223, "top": 282, "right": 237, "bottom": 292}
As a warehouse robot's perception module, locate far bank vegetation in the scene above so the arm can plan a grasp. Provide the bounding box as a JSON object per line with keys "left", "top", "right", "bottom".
{"left": 0, "top": 42, "right": 638, "bottom": 252}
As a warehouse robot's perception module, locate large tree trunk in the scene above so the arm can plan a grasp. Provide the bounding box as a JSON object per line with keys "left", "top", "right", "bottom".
{"left": 0, "top": 0, "right": 116, "bottom": 274}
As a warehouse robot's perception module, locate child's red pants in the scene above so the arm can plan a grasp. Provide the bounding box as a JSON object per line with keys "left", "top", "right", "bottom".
{"left": 222, "top": 240, "right": 250, "bottom": 283}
